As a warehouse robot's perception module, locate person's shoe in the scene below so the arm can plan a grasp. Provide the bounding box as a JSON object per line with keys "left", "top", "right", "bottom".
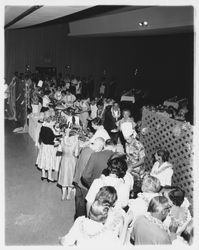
{"left": 41, "top": 177, "right": 47, "bottom": 181}
{"left": 47, "top": 178, "right": 56, "bottom": 183}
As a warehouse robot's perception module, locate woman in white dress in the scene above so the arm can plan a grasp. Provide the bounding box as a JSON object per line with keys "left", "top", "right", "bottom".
{"left": 58, "top": 129, "right": 79, "bottom": 200}
{"left": 150, "top": 148, "right": 173, "bottom": 187}
{"left": 59, "top": 186, "right": 126, "bottom": 248}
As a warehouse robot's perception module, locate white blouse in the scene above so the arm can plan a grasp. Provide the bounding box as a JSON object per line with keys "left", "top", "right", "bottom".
{"left": 90, "top": 126, "right": 110, "bottom": 143}
{"left": 150, "top": 161, "right": 173, "bottom": 186}
{"left": 86, "top": 172, "right": 134, "bottom": 209}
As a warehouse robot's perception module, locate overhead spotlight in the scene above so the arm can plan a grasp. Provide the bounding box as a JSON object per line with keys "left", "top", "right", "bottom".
{"left": 139, "top": 21, "right": 148, "bottom": 27}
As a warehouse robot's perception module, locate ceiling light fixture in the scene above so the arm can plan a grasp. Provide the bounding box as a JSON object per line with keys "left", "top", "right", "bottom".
{"left": 139, "top": 21, "right": 148, "bottom": 27}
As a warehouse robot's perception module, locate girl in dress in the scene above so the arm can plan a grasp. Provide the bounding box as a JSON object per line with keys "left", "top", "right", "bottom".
{"left": 59, "top": 186, "right": 125, "bottom": 248}
{"left": 150, "top": 148, "right": 173, "bottom": 187}
{"left": 58, "top": 128, "right": 79, "bottom": 201}
{"left": 36, "top": 115, "right": 57, "bottom": 182}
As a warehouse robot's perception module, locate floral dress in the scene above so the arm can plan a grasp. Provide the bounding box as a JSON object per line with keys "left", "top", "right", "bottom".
{"left": 126, "top": 139, "right": 145, "bottom": 176}
{"left": 126, "top": 139, "right": 145, "bottom": 193}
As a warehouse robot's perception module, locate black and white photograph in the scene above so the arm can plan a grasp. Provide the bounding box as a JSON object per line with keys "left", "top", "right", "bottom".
{"left": 2, "top": 0, "right": 198, "bottom": 248}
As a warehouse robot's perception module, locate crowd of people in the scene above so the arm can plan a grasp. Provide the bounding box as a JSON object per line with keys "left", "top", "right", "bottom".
{"left": 5, "top": 72, "right": 193, "bottom": 246}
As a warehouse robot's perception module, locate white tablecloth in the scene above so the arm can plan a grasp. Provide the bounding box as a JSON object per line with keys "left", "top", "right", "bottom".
{"left": 121, "top": 95, "right": 135, "bottom": 103}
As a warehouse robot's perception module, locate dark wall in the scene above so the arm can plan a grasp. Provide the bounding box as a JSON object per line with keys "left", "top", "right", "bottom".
{"left": 5, "top": 24, "right": 193, "bottom": 107}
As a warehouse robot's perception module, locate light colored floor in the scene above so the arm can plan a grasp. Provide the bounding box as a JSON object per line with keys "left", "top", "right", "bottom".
{"left": 5, "top": 120, "right": 75, "bottom": 245}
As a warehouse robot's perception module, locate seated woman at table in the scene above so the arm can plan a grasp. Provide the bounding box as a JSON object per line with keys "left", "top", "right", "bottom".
{"left": 54, "top": 86, "right": 63, "bottom": 102}
{"left": 62, "top": 90, "right": 76, "bottom": 107}
{"left": 150, "top": 148, "right": 173, "bottom": 187}
{"left": 58, "top": 128, "right": 79, "bottom": 200}
{"left": 36, "top": 115, "right": 58, "bottom": 182}
{"left": 90, "top": 117, "right": 110, "bottom": 144}
{"left": 59, "top": 186, "right": 125, "bottom": 247}
{"left": 40, "top": 90, "right": 51, "bottom": 113}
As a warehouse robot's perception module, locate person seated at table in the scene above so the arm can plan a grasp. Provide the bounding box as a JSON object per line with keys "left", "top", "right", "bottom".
{"left": 132, "top": 196, "right": 173, "bottom": 245}
{"left": 90, "top": 117, "right": 110, "bottom": 144}
{"left": 177, "top": 219, "right": 193, "bottom": 245}
{"left": 40, "top": 90, "right": 51, "bottom": 112}
{"left": 127, "top": 175, "right": 161, "bottom": 224}
{"left": 160, "top": 186, "right": 192, "bottom": 236}
{"left": 54, "top": 86, "right": 62, "bottom": 102}
{"left": 85, "top": 154, "right": 134, "bottom": 214}
{"left": 89, "top": 99, "right": 98, "bottom": 119}
{"left": 150, "top": 148, "right": 173, "bottom": 187}
{"left": 96, "top": 101, "right": 104, "bottom": 120}
{"left": 62, "top": 90, "right": 76, "bottom": 107}
{"left": 81, "top": 139, "right": 116, "bottom": 189}
{"left": 103, "top": 101, "right": 121, "bottom": 145}
{"left": 59, "top": 186, "right": 125, "bottom": 248}
{"left": 66, "top": 107, "right": 81, "bottom": 128}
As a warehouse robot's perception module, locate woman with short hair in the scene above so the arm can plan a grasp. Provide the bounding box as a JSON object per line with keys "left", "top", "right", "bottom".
{"left": 59, "top": 186, "right": 125, "bottom": 247}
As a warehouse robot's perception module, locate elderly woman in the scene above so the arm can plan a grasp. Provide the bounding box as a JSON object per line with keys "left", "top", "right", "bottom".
{"left": 128, "top": 175, "right": 161, "bottom": 221}
{"left": 150, "top": 148, "right": 173, "bottom": 186}
{"left": 59, "top": 186, "right": 125, "bottom": 247}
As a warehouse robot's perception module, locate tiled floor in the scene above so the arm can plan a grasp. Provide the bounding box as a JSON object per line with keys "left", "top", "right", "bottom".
{"left": 5, "top": 120, "right": 75, "bottom": 245}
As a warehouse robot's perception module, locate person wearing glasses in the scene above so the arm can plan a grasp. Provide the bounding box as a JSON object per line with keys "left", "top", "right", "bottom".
{"left": 132, "top": 196, "right": 173, "bottom": 245}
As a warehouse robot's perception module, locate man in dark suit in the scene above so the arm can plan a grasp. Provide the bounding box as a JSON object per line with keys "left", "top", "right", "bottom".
{"left": 81, "top": 139, "right": 116, "bottom": 189}
{"left": 73, "top": 137, "right": 105, "bottom": 220}
{"left": 103, "top": 102, "right": 121, "bottom": 144}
